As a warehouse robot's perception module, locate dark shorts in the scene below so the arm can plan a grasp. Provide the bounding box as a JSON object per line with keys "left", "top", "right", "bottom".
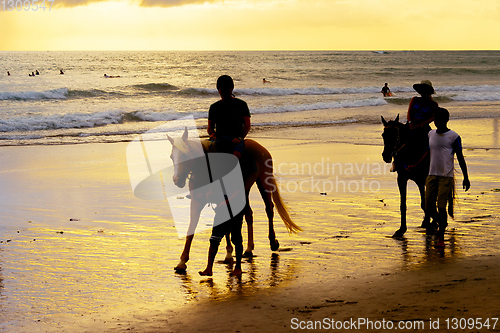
{"left": 210, "top": 208, "right": 244, "bottom": 246}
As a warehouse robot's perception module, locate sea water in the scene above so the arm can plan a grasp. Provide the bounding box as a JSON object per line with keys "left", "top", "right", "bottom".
{"left": 1, "top": 50, "right": 500, "bottom": 146}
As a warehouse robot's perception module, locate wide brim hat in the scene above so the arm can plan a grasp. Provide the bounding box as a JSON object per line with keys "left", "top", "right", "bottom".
{"left": 413, "top": 80, "right": 435, "bottom": 95}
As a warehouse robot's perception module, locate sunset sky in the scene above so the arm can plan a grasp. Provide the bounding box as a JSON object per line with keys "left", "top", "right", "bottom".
{"left": 1, "top": 0, "right": 499, "bottom": 51}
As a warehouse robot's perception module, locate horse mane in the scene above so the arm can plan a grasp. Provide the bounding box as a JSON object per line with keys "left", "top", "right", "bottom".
{"left": 172, "top": 137, "right": 203, "bottom": 155}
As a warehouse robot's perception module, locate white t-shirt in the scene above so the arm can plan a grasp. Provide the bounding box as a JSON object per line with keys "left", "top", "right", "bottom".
{"left": 428, "top": 129, "right": 461, "bottom": 178}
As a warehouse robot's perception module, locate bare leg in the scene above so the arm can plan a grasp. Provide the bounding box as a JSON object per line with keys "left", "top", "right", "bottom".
{"left": 417, "top": 180, "right": 431, "bottom": 229}
{"left": 436, "top": 207, "right": 447, "bottom": 247}
{"left": 230, "top": 213, "right": 245, "bottom": 278}
{"left": 425, "top": 176, "right": 439, "bottom": 236}
{"left": 223, "top": 233, "right": 234, "bottom": 264}
{"left": 200, "top": 203, "right": 230, "bottom": 276}
{"left": 230, "top": 227, "right": 243, "bottom": 278}
{"left": 199, "top": 244, "right": 218, "bottom": 276}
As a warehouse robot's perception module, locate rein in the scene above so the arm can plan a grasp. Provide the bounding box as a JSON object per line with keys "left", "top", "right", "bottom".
{"left": 386, "top": 124, "right": 428, "bottom": 172}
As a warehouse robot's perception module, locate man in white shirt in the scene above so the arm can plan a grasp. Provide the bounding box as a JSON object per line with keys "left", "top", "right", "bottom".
{"left": 426, "top": 107, "right": 470, "bottom": 247}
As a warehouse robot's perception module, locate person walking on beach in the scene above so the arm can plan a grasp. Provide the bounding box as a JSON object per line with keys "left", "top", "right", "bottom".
{"left": 207, "top": 75, "right": 251, "bottom": 159}
{"left": 407, "top": 80, "right": 438, "bottom": 130}
{"left": 199, "top": 75, "right": 251, "bottom": 277}
{"left": 381, "top": 83, "right": 391, "bottom": 97}
{"left": 426, "top": 107, "right": 470, "bottom": 247}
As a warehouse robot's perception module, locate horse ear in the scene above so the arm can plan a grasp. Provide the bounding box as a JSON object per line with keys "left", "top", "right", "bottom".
{"left": 381, "top": 116, "right": 388, "bottom": 126}
{"left": 167, "top": 134, "right": 174, "bottom": 145}
{"left": 395, "top": 114, "right": 400, "bottom": 123}
{"left": 182, "top": 126, "right": 189, "bottom": 142}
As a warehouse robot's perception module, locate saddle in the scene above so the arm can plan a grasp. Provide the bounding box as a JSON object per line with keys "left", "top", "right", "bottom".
{"left": 201, "top": 139, "right": 257, "bottom": 177}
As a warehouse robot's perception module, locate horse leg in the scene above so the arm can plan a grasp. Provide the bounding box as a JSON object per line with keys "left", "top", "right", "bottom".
{"left": 267, "top": 201, "right": 279, "bottom": 251}
{"left": 393, "top": 175, "right": 408, "bottom": 237}
{"left": 175, "top": 234, "right": 194, "bottom": 271}
{"left": 257, "top": 179, "right": 279, "bottom": 251}
{"left": 223, "top": 232, "right": 234, "bottom": 264}
{"left": 243, "top": 204, "right": 255, "bottom": 257}
{"left": 175, "top": 197, "right": 204, "bottom": 271}
{"left": 241, "top": 173, "right": 257, "bottom": 256}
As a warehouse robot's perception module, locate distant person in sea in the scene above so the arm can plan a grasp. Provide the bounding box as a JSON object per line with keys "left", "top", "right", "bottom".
{"left": 426, "top": 107, "right": 470, "bottom": 247}
{"left": 407, "top": 80, "right": 438, "bottom": 131}
{"left": 104, "top": 74, "right": 120, "bottom": 78}
{"left": 7, "top": 71, "right": 10, "bottom": 76}
{"left": 29, "top": 72, "right": 35, "bottom": 77}
{"left": 207, "top": 74, "right": 251, "bottom": 159}
{"left": 263, "top": 78, "right": 271, "bottom": 84}
{"left": 381, "top": 83, "right": 392, "bottom": 97}
{"left": 36, "top": 70, "right": 40, "bottom": 75}
{"left": 60, "top": 70, "right": 64, "bottom": 75}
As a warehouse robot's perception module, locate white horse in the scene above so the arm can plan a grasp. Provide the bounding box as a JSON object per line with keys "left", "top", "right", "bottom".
{"left": 168, "top": 128, "right": 301, "bottom": 273}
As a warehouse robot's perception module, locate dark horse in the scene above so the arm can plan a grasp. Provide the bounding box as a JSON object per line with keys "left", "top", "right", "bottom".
{"left": 381, "top": 114, "right": 431, "bottom": 237}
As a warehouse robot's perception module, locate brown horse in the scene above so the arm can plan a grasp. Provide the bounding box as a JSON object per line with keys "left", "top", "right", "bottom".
{"left": 168, "top": 128, "right": 301, "bottom": 273}
{"left": 381, "top": 114, "right": 432, "bottom": 237}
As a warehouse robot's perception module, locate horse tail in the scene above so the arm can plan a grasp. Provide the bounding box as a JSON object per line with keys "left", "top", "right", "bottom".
{"left": 268, "top": 175, "right": 302, "bottom": 234}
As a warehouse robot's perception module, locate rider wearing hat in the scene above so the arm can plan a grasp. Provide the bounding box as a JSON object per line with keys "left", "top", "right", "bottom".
{"left": 407, "top": 80, "right": 438, "bottom": 130}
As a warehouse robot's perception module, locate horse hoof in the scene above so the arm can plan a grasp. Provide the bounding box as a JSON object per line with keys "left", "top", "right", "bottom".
{"left": 270, "top": 239, "right": 280, "bottom": 251}
{"left": 174, "top": 266, "right": 187, "bottom": 274}
{"left": 174, "top": 261, "right": 187, "bottom": 272}
{"left": 223, "top": 256, "right": 234, "bottom": 264}
{"left": 392, "top": 230, "right": 405, "bottom": 238}
{"left": 243, "top": 251, "right": 253, "bottom": 258}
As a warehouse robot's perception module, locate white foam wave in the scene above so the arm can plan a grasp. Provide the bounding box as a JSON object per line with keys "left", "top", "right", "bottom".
{"left": 250, "top": 98, "right": 388, "bottom": 114}
{"left": 183, "top": 84, "right": 500, "bottom": 97}
{"left": 255, "top": 118, "right": 359, "bottom": 127}
{"left": 125, "top": 110, "right": 206, "bottom": 122}
{"left": 0, "top": 88, "right": 68, "bottom": 100}
{"left": 237, "top": 86, "right": 383, "bottom": 96}
{"left": 0, "top": 109, "right": 207, "bottom": 133}
{"left": 438, "top": 85, "right": 500, "bottom": 93}
{"left": 0, "top": 110, "right": 124, "bottom": 132}
{"left": 450, "top": 92, "right": 500, "bottom": 102}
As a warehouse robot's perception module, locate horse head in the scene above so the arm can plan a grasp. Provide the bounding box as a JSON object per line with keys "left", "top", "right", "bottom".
{"left": 381, "top": 114, "right": 402, "bottom": 164}
{"left": 167, "top": 127, "right": 201, "bottom": 188}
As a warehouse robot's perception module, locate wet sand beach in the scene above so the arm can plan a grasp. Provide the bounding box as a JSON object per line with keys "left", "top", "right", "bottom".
{"left": 0, "top": 115, "right": 499, "bottom": 332}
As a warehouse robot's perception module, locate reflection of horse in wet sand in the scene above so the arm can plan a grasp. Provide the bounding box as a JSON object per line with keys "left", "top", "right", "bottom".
{"left": 169, "top": 128, "right": 301, "bottom": 276}
{"left": 381, "top": 115, "right": 431, "bottom": 237}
